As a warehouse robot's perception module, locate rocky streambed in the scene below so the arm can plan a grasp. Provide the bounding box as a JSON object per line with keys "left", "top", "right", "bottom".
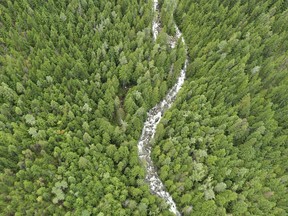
{"left": 137, "top": 0, "right": 188, "bottom": 215}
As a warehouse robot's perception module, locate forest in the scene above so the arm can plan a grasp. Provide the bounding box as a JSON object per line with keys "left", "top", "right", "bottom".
{"left": 0, "top": 0, "right": 287, "bottom": 215}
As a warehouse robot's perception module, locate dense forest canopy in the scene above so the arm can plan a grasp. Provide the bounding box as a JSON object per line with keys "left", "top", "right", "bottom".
{"left": 152, "top": 0, "right": 288, "bottom": 215}
{"left": 0, "top": 0, "right": 185, "bottom": 215}
{"left": 0, "top": 0, "right": 287, "bottom": 215}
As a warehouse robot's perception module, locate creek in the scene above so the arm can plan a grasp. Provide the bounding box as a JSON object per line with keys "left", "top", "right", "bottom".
{"left": 137, "top": 0, "right": 188, "bottom": 215}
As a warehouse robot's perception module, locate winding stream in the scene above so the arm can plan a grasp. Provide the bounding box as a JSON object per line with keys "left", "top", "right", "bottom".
{"left": 137, "top": 0, "right": 188, "bottom": 215}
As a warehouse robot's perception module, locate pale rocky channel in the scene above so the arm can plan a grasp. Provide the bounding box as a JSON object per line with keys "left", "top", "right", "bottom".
{"left": 137, "top": 0, "right": 188, "bottom": 215}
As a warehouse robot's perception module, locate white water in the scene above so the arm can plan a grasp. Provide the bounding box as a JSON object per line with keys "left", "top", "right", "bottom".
{"left": 152, "top": 0, "right": 160, "bottom": 40}
{"left": 137, "top": 0, "right": 188, "bottom": 215}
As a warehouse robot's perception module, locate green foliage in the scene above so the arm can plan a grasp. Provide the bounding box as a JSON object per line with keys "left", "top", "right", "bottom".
{"left": 0, "top": 0, "right": 184, "bottom": 214}
{"left": 151, "top": 0, "right": 288, "bottom": 214}
{"left": 1, "top": 0, "right": 287, "bottom": 215}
